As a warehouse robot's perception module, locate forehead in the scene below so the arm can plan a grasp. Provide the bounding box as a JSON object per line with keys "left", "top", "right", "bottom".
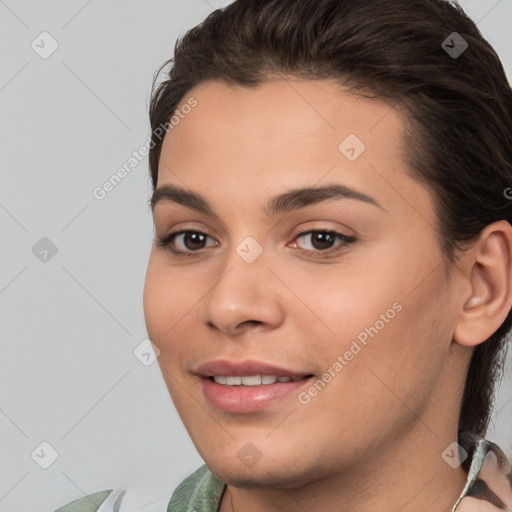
{"left": 157, "top": 79, "right": 432, "bottom": 222}
{"left": 163, "top": 78, "right": 405, "bottom": 165}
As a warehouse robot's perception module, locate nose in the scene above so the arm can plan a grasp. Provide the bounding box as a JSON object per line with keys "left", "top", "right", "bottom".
{"left": 203, "top": 251, "right": 286, "bottom": 337}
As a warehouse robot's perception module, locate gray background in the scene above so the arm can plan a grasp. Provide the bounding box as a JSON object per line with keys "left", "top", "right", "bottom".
{"left": 0, "top": 1, "right": 511, "bottom": 510}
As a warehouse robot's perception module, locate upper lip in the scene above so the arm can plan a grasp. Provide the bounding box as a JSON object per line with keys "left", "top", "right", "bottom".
{"left": 195, "top": 359, "right": 312, "bottom": 381}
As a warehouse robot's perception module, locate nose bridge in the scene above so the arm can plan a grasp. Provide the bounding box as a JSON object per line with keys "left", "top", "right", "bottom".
{"left": 215, "top": 233, "right": 268, "bottom": 291}
{"left": 203, "top": 238, "right": 284, "bottom": 333}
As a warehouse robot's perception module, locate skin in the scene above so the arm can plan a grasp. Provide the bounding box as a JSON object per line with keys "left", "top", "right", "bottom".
{"left": 143, "top": 78, "right": 512, "bottom": 512}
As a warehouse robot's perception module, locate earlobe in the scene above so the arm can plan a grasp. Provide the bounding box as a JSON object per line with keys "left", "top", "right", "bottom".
{"left": 454, "top": 220, "right": 512, "bottom": 348}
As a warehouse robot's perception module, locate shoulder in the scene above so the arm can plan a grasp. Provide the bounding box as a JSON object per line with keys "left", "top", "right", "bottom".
{"left": 54, "top": 489, "right": 114, "bottom": 512}
{"left": 167, "top": 464, "right": 227, "bottom": 511}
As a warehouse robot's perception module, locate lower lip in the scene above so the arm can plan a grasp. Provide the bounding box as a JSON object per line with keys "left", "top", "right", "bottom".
{"left": 201, "top": 377, "right": 313, "bottom": 413}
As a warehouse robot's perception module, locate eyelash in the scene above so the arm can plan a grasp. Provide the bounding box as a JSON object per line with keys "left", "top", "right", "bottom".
{"left": 155, "top": 229, "right": 356, "bottom": 258}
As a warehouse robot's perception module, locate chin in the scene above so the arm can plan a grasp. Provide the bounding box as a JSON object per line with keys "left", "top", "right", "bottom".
{"left": 205, "top": 453, "right": 327, "bottom": 491}
{"left": 212, "top": 466, "right": 306, "bottom": 490}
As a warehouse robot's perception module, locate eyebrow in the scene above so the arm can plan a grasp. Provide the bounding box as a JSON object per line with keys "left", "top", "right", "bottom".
{"left": 150, "top": 183, "right": 384, "bottom": 216}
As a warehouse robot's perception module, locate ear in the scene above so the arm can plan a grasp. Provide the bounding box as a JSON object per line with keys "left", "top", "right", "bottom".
{"left": 454, "top": 220, "right": 512, "bottom": 347}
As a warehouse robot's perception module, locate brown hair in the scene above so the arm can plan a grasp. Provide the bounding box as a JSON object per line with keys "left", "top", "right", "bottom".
{"left": 149, "top": 0, "right": 512, "bottom": 437}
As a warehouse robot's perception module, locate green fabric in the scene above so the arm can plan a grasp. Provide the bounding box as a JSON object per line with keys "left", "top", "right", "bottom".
{"left": 52, "top": 466, "right": 226, "bottom": 512}
{"left": 167, "top": 464, "right": 226, "bottom": 512}
{"left": 54, "top": 490, "right": 113, "bottom": 512}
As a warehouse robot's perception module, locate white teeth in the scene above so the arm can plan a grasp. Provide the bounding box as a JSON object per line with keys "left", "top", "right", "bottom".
{"left": 212, "top": 375, "right": 295, "bottom": 386}
{"left": 241, "top": 375, "right": 262, "bottom": 386}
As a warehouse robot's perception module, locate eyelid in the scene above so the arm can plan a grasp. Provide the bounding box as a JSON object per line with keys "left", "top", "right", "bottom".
{"left": 290, "top": 229, "right": 356, "bottom": 252}
{"left": 156, "top": 229, "right": 218, "bottom": 255}
{"left": 152, "top": 208, "right": 229, "bottom": 239}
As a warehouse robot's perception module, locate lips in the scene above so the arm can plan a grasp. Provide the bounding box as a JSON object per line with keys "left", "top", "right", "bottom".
{"left": 195, "top": 359, "right": 314, "bottom": 413}
{"left": 195, "top": 359, "right": 311, "bottom": 381}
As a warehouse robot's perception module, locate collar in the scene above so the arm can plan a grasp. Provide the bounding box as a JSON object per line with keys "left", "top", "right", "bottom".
{"left": 452, "top": 432, "right": 512, "bottom": 511}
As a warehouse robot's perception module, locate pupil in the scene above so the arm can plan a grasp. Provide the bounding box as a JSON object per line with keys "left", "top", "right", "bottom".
{"left": 312, "top": 232, "right": 335, "bottom": 250}
{"left": 185, "top": 232, "right": 206, "bottom": 250}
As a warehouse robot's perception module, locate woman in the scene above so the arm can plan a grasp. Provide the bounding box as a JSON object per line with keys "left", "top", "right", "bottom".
{"left": 55, "top": 0, "right": 512, "bottom": 510}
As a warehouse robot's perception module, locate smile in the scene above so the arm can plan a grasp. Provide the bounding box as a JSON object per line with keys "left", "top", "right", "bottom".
{"left": 211, "top": 375, "right": 295, "bottom": 385}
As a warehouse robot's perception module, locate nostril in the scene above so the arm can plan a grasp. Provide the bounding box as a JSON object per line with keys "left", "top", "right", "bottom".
{"left": 241, "top": 320, "right": 264, "bottom": 327}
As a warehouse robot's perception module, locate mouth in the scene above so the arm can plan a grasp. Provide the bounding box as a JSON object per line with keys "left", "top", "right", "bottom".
{"left": 195, "top": 360, "right": 315, "bottom": 413}
{"left": 195, "top": 359, "right": 312, "bottom": 381}
{"left": 208, "top": 374, "right": 313, "bottom": 386}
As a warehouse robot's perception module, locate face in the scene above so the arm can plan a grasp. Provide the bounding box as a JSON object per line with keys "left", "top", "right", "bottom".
{"left": 143, "top": 79, "right": 462, "bottom": 488}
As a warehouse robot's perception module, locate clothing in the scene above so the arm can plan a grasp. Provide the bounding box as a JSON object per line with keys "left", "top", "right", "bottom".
{"left": 54, "top": 432, "right": 512, "bottom": 512}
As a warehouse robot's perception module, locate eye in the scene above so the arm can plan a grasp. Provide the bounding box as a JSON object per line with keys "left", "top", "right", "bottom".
{"left": 292, "top": 230, "right": 356, "bottom": 254}
{"left": 156, "top": 230, "right": 217, "bottom": 254}
{"left": 156, "top": 229, "right": 355, "bottom": 257}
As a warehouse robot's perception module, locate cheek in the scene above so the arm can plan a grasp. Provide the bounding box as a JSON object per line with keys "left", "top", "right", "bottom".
{"left": 143, "top": 258, "right": 202, "bottom": 403}
{"left": 330, "top": 271, "right": 453, "bottom": 411}
{"left": 279, "top": 251, "right": 407, "bottom": 344}
{"left": 143, "top": 260, "right": 168, "bottom": 342}
{"left": 296, "top": 281, "right": 452, "bottom": 448}
{"left": 290, "top": 240, "right": 451, "bottom": 377}
{"left": 143, "top": 255, "right": 201, "bottom": 348}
